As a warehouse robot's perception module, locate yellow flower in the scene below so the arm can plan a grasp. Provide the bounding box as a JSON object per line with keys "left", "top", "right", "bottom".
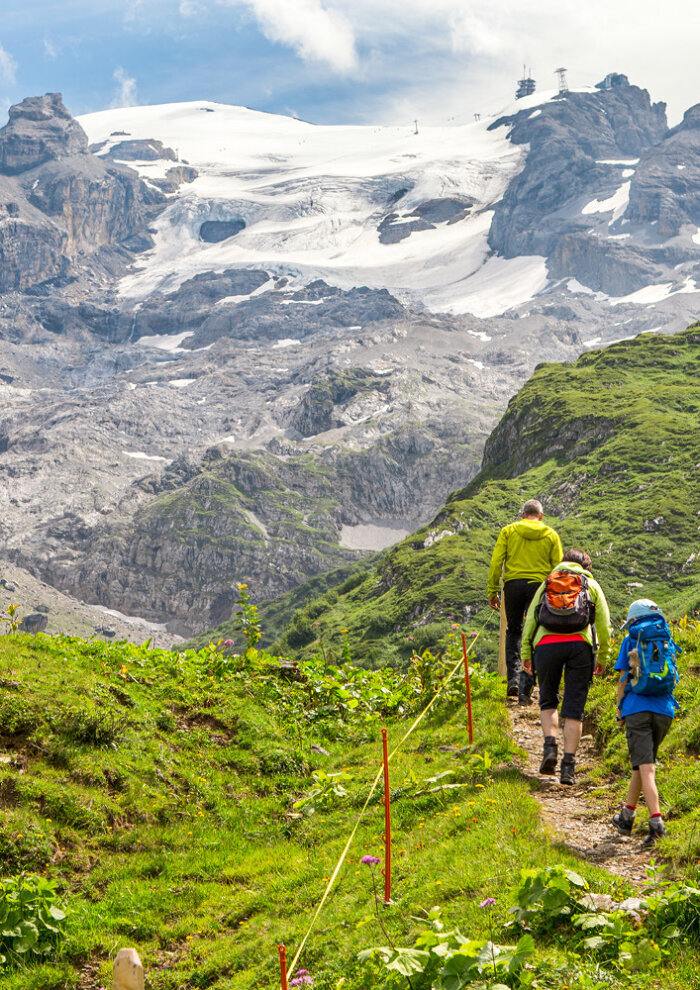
{"left": 237, "top": 583, "right": 248, "bottom": 589}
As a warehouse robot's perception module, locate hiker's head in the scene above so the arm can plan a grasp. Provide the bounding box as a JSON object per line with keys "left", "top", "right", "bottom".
{"left": 521, "top": 499, "right": 543, "bottom": 520}
{"left": 562, "top": 548, "right": 592, "bottom": 570}
{"left": 623, "top": 598, "right": 663, "bottom": 629}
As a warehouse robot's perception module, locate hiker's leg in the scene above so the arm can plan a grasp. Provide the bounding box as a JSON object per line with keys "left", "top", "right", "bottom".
{"left": 639, "top": 764, "right": 661, "bottom": 817}
{"left": 562, "top": 718, "right": 582, "bottom": 754}
{"left": 504, "top": 580, "right": 530, "bottom": 693}
{"left": 518, "top": 580, "right": 541, "bottom": 701}
{"left": 559, "top": 643, "right": 593, "bottom": 757}
{"left": 626, "top": 769, "right": 642, "bottom": 806}
{"left": 534, "top": 643, "right": 564, "bottom": 738}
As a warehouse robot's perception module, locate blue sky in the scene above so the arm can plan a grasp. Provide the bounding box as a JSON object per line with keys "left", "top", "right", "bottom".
{"left": 0, "top": 0, "right": 697, "bottom": 125}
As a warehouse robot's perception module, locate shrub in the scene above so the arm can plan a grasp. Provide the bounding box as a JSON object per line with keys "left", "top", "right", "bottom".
{"left": 0, "top": 874, "right": 67, "bottom": 968}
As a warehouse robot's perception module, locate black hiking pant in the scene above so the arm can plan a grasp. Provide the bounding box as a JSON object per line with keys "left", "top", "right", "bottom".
{"left": 504, "top": 579, "right": 541, "bottom": 697}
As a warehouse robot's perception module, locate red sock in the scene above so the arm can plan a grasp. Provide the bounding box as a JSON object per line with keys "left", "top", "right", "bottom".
{"left": 651, "top": 813, "right": 663, "bottom": 819}
{"left": 625, "top": 804, "right": 637, "bottom": 812}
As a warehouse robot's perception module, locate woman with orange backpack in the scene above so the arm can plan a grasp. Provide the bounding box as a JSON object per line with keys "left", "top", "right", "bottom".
{"left": 521, "top": 548, "right": 612, "bottom": 785}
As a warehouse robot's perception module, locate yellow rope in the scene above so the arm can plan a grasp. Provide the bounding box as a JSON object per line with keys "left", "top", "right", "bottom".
{"left": 287, "top": 615, "right": 494, "bottom": 976}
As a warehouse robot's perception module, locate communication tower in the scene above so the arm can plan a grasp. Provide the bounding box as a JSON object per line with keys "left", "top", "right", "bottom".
{"left": 555, "top": 67, "right": 569, "bottom": 94}
{"left": 515, "top": 66, "right": 536, "bottom": 100}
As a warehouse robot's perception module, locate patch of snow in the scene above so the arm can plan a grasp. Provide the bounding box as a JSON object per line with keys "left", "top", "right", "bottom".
{"left": 168, "top": 378, "right": 196, "bottom": 387}
{"left": 279, "top": 298, "right": 326, "bottom": 306}
{"left": 583, "top": 337, "right": 602, "bottom": 347}
{"left": 467, "top": 329, "right": 492, "bottom": 341}
{"left": 678, "top": 164, "right": 687, "bottom": 170}
{"left": 610, "top": 277, "right": 700, "bottom": 306}
{"left": 622, "top": 168, "right": 635, "bottom": 178}
{"left": 596, "top": 159, "right": 639, "bottom": 165}
{"left": 272, "top": 338, "right": 301, "bottom": 349}
{"left": 93, "top": 604, "right": 168, "bottom": 633}
{"left": 467, "top": 359, "right": 484, "bottom": 370}
{"left": 137, "top": 330, "right": 195, "bottom": 351}
{"left": 437, "top": 254, "right": 549, "bottom": 318}
{"left": 693, "top": 227, "right": 700, "bottom": 245}
{"left": 340, "top": 522, "right": 410, "bottom": 551}
{"left": 123, "top": 450, "right": 170, "bottom": 463}
{"left": 528, "top": 109, "right": 542, "bottom": 119}
{"left": 582, "top": 181, "right": 630, "bottom": 223}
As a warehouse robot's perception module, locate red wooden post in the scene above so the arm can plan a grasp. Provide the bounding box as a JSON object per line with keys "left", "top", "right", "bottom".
{"left": 381, "top": 727, "right": 392, "bottom": 904}
{"left": 279, "top": 944, "right": 288, "bottom": 990}
{"left": 461, "top": 633, "right": 474, "bottom": 745}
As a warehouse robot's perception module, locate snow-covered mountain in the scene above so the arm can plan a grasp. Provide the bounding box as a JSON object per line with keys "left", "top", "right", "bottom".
{"left": 0, "top": 81, "right": 698, "bottom": 637}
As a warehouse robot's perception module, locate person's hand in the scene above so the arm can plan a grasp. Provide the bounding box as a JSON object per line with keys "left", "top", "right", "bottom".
{"left": 616, "top": 710, "right": 624, "bottom": 726}
{"left": 522, "top": 658, "right": 532, "bottom": 675}
{"left": 594, "top": 662, "right": 604, "bottom": 676}
{"left": 488, "top": 595, "right": 500, "bottom": 611}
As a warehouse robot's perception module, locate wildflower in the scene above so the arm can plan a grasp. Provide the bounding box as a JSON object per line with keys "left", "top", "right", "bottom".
{"left": 479, "top": 898, "right": 496, "bottom": 908}
{"left": 469, "top": 631, "right": 478, "bottom": 639}
{"left": 361, "top": 854, "right": 381, "bottom": 866}
{"left": 237, "top": 583, "right": 248, "bottom": 589}
{"left": 223, "top": 639, "right": 234, "bottom": 647}
{"left": 290, "top": 977, "right": 313, "bottom": 987}
{"left": 451, "top": 623, "right": 460, "bottom": 630}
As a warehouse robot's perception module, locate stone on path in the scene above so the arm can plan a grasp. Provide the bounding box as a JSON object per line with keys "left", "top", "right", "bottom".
{"left": 113, "top": 948, "right": 144, "bottom": 990}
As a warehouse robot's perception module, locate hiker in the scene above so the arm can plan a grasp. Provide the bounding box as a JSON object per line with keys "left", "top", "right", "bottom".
{"left": 487, "top": 499, "right": 563, "bottom": 701}
{"left": 521, "top": 548, "right": 611, "bottom": 785}
{"left": 612, "top": 599, "right": 680, "bottom": 845}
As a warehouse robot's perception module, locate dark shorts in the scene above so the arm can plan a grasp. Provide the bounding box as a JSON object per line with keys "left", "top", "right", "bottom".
{"left": 534, "top": 640, "right": 593, "bottom": 721}
{"left": 624, "top": 710, "right": 673, "bottom": 768}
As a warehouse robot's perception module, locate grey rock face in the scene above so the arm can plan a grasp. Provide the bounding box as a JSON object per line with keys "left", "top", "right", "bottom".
{"left": 0, "top": 93, "right": 159, "bottom": 293}
{"left": 489, "top": 86, "right": 668, "bottom": 260}
{"left": 20, "top": 612, "right": 48, "bottom": 633}
{"left": 0, "top": 94, "right": 88, "bottom": 175}
{"left": 627, "top": 104, "right": 700, "bottom": 235}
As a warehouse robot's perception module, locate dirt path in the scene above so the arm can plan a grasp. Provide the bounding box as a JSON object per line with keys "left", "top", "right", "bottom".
{"left": 508, "top": 700, "right": 652, "bottom": 886}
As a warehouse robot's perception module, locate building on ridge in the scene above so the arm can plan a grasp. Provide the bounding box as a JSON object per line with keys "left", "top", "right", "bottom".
{"left": 595, "top": 72, "right": 631, "bottom": 91}
{"left": 515, "top": 66, "right": 536, "bottom": 100}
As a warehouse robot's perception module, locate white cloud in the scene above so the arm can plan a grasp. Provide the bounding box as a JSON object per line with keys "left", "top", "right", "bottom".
{"left": 179, "top": 0, "right": 199, "bottom": 14}
{"left": 124, "top": 0, "right": 143, "bottom": 23}
{"left": 111, "top": 66, "right": 138, "bottom": 108}
{"left": 43, "top": 38, "right": 57, "bottom": 60}
{"left": 226, "top": 0, "right": 357, "bottom": 73}
{"left": 0, "top": 43, "right": 17, "bottom": 85}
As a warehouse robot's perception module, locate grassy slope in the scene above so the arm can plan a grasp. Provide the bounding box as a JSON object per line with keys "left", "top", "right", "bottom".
{"left": 269, "top": 325, "right": 700, "bottom": 668}
{"left": 7, "top": 631, "right": 700, "bottom": 989}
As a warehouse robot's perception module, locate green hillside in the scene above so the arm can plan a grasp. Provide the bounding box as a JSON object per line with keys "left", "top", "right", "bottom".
{"left": 4, "top": 621, "right": 700, "bottom": 989}
{"left": 267, "top": 325, "right": 700, "bottom": 667}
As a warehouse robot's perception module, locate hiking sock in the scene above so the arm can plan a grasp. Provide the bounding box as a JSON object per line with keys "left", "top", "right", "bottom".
{"left": 625, "top": 804, "right": 637, "bottom": 813}
{"left": 612, "top": 803, "right": 636, "bottom": 835}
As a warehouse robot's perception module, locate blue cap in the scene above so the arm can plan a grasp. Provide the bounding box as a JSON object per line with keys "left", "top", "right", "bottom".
{"left": 622, "top": 598, "right": 663, "bottom": 629}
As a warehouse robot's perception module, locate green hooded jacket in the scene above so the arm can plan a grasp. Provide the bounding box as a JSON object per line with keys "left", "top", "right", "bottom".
{"left": 521, "top": 561, "right": 612, "bottom": 666}
{"left": 486, "top": 519, "right": 563, "bottom": 597}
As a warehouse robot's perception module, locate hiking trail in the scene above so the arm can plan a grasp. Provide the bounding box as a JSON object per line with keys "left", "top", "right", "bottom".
{"left": 508, "top": 700, "right": 652, "bottom": 886}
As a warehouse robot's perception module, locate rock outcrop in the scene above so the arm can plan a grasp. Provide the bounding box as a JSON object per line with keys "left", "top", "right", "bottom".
{"left": 0, "top": 93, "right": 158, "bottom": 292}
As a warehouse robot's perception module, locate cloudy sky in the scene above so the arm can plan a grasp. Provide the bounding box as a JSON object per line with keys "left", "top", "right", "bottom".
{"left": 1, "top": 0, "right": 698, "bottom": 125}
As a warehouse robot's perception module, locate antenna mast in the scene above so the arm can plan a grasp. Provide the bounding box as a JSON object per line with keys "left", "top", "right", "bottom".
{"left": 555, "top": 67, "right": 569, "bottom": 94}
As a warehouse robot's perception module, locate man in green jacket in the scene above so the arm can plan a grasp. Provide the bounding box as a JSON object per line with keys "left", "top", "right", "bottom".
{"left": 487, "top": 500, "right": 563, "bottom": 700}
{"left": 521, "top": 550, "right": 611, "bottom": 785}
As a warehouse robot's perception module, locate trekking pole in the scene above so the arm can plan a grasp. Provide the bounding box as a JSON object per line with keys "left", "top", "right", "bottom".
{"left": 498, "top": 564, "right": 507, "bottom": 677}
{"left": 279, "top": 944, "right": 288, "bottom": 990}
{"left": 461, "top": 633, "right": 474, "bottom": 744}
{"left": 381, "top": 727, "right": 392, "bottom": 904}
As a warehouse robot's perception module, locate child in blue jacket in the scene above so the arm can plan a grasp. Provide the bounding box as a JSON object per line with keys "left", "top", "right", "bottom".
{"left": 612, "top": 599, "right": 679, "bottom": 846}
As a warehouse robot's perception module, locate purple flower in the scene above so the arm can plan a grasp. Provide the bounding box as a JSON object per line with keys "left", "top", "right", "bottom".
{"left": 290, "top": 976, "right": 313, "bottom": 986}
{"left": 451, "top": 623, "right": 460, "bottom": 630}
{"left": 223, "top": 639, "right": 234, "bottom": 647}
{"left": 294, "top": 972, "right": 309, "bottom": 977}
{"left": 479, "top": 897, "right": 496, "bottom": 908}
{"left": 361, "top": 854, "right": 381, "bottom": 866}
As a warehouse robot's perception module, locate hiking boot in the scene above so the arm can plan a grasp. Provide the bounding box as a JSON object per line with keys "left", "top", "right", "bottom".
{"left": 560, "top": 756, "right": 576, "bottom": 786}
{"left": 612, "top": 809, "right": 635, "bottom": 836}
{"left": 539, "top": 740, "right": 558, "bottom": 775}
{"left": 506, "top": 680, "right": 519, "bottom": 698}
{"left": 518, "top": 693, "right": 533, "bottom": 707}
{"left": 642, "top": 818, "right": 666, "bottom": 847}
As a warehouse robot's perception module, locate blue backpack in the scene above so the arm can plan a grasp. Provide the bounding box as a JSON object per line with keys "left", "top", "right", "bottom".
{"left": 625, "top": 614, "right": 680, "bottom": 697}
